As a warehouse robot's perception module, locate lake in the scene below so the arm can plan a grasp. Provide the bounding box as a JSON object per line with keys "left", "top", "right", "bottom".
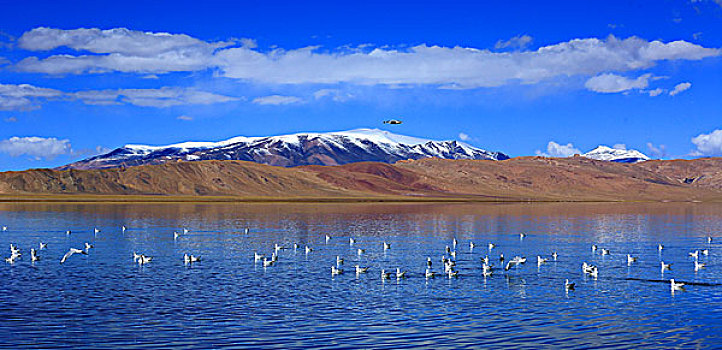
{"left": 0, "top": 201, "right": 720, "bottom": 349}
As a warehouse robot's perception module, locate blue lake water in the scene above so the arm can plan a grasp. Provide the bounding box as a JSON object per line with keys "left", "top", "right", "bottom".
{"left": 0, "top": 202, "right": 721, "bottom": 349}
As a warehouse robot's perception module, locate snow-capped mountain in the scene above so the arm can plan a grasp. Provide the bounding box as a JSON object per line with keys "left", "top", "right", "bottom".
{"left": 59, "top": 128, "right": 509, "bottom": 170}
{"left": 582, "top": 146, "right": 650, "bottom": 163}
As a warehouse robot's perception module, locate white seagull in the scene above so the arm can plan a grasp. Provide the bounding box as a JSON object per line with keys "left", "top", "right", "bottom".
{"left": 658, "top": 244, "right": 664, "bottom": 252}
{"left": 336, "top": 256, "right": 344, "bottom": 266}
{"left": 670, "top": 279, "right": 685, "bottom": 291}
{"left": 84, "top": 243, "right": 93, "bottom": 253}
{"left": 694, "top": 261, "right": 706, "bottom": 271}
{"left": 355, "top": 265, "right": 369, "bottom": 274}
{"left": 349, "top": 237, "right": 356, "bottom": 246}
{"left": 627, "top": 254, "right": 637, "bottom": 265}
{"left": 689, "top": 250, "right": 699, "bottom": 259}
{"left": 552, "top": 251, "right": 558, "bottom": 261}
{"left": 254, "top": 252, "right": 265, "bottom": 262}
{"left": 381, "top": 269, "right": 392, "bottom": 280}
{"left": 591, "top": 244, "right": 597, "bottom": 252}
{"left": 31, "top": 248, "right": 39, "bottom": 262}
{"left": 305, "top": 246, "right": 313, "bottom": 254}
{"left": 537, "top": 256, "right": 548, "bottom": 266}
{"left": 425, "top": 268, "right": 436, "bottom": 279}
{"left": 661, "top": 261, "right": 671, "bottom": 271}
{"left": 39, "top": 242, "right": 47, "bottom": 250}
{"left": 383, "top": 242, "right": 391, "bottom": 250}
{"left": 137, "top": 255, "right": 152, "bottom": 265}
{"left": 331, "top": 266, "right": 343, "bottom": 275}
{"left": 601, "top": 248, "right": 610, "bottom": 256}
{"left": 702, "top": 249, "right": 709, "bottom": 256}
{"left": 94, "top": 228, "right": 100, "bottom": 235}
{"left": 357, "top": 248, "right": 365, "bottom": 256}
{"left": 396, "top": 268, "right": 406, "bottom": 279}
{"left": 488, "top": 243, "right": 495, "bottom": 251}
{"left": 325, "top": 235, "right": 331, "bottom": 243}
{"left": 60, "top": 248, "right": 87, "bottom": 263}
{"left": 565, "top": 279, "right": 575, "bottom": 290}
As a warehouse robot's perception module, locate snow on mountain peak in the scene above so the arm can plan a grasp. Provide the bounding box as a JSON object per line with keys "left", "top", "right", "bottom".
{"left": 582, "top": 145, "right": 650, "bottom": 163}
{"left": 60, "top": 128, "right": 509, "bottom": 170}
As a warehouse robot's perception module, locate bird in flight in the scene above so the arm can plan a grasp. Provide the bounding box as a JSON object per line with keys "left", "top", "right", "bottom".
{"left": 383, "top": 119, "right": 402, "bottom": 125}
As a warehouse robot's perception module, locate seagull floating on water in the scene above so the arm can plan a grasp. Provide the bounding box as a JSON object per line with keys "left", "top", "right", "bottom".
{"left": 1, "top": 226, "right": 6, "bottom": 231}
{"left": 447, "top": 269, "right": 458, "bottom": 278}
{"left": 184, "top": 253, "right": 201, "bottom": 264}
{"left": 661, "top": 261, "right": 671, "bottom": 271}
{"left": 670, "top": 279, "right": 685, "bottom": 291}
{"left": 425, "top": 268, "right": 436, "bottom": 279}
{"left": 84, "top": 243, "right": 93, "bottom": 253}
{"left": 702, "top": 249, "right": 709, "bottom": 256}
{"left": 183, "top": 228, "right": 189, "bottom": 234}
{"left": 254, "top": 252, "right": 265, "bottom": 261}
{"left": 331, "top": 266, "right": 343, "bottom": 275}
{"left": 520, "top": 233, "right": 526, "bottom": 239}
{"left": 355, "top": 265, "right": 369, "bottom": 274}
{"left": 94, "top": 228, "right": 100, "bottom": 235}
{"left": 591, "top": 244, "right": 597, "bottom": 252}
{"left": 537, "top": 256, "right": 548, "bottom": 266}
{"left": 381, "top": 269, "right": 392, "bottom": 280}
{"left": 627, "top": 254, "right": 637, "bottom": 265}
{"left": 122, "top": 226, "right": 126, "bottom": 233}
{"left": 708, "top": 236, "right": 713, "bottom": 244}
{"left": 325, "top": 235, "right": 331, "bottom": 243}
{"left": 552, "top": 252, "right": 558, "bottom": 261}
{"left": 499, "top": 253, "right": 504, "bottom": 262}
{"left": 357, "top": 248, "right": 365, "bottom": 256}
{"left": 565, "top": 279, "right": 575, "bottom": 290}
{"left": 383, "top": 242, "right": 391, "bottom": 250}
{"left": 482, "top": 263, "right": 493, "bottom": 277}
{"left": 137, "top": 255, "right": 152, "bottom": 265}
{"left": 689, "top": 250, "right": 699, "bottom": 259}
{"left": 66, "top": 230, "right": 71, "bottom": 235}
{"left": 469, "top": 241, "right": 475, "bottom": 251}
{"left": 39, "top": 242, "right": 47, "bottom": 250}
{"left": 305, "top": 246, "right": 313, "bottom": 254}
{"left": 658, "top": 244, "right": 664, "bottom": 252}
{"left": 174, "top": 232, "right": 180, "bottom": 240}
{"left": 263, "top": 258, "right": 274, "bottom": 267}
{"left": 453, "top": 238, "right": 458, "bottom": 249}
{"left": 60, "top": 248, "right": 87, "bottom": 263}
{"left": 488, "top": 243, "right": 495, "bottom": 251}
{"left": 396, "top": 268, "right": 406, "bottom": 279}
{"left": 601, "top": 249, "right": 610, "bottom": 256}
{"left": 427, "top": 257, "right": 432, "bottom": 268}
{"left": 694, "top": 261, "right": 706, "bottom": 271}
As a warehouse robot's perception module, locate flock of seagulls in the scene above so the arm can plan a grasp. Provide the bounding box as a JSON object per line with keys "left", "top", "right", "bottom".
{"left": 2, "top": 226, "right": 202, "bottom": 267}
{"left": 1, "top": 224, "right": 717, "bottom": 293}
{"left": 253, "top": 231, "right": 716, "bottom": 293}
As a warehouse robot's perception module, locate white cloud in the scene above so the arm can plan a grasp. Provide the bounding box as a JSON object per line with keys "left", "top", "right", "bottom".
{"left": 458, "top": 132, "right": 471, "bottom": 141}
{"left": 584, "top": 73, "right": 652, "bottom": 93}
{"left": 0, "top": 136, "right": 72, "bottom": 159}
{"left": 177, "top": 115, "right": 193, "bottom": 121}
{"left": 313, "top": 88, "right": 353, "bottom": 102}
{"left": 215, "top": 36, "right": 719, "bottom": 88}
{"left": 74, "top": 87, "right": 239, "bottom": 107}
{"left": 691, "top": 129, "right": 722, "bottom": 156}
{"left": 647, "top": 88, "right": 665, "bottom": 96}
{"left": 536, "top": 141, "right": 581, "bottom": 157}
{"left": 669, "top": 82, "right": 691, "bottom": 96}
{"left": 3, "top": 116, "right": 17, "bottom": 122}
{"left": 646, "top": 142, "right": 667, "bottom": 158}
{"left": 238, "top": 38, "right": 258, "bottom": 49}
{"left": 613, "top": 143, "right": 627, "bottom": 150}
{"left": 495, "top": 35, "right": 533, "bottom": 50}
{"left": 0, "top": 83, "right": 64, "bottom": 111}
{"left": 16, "top": 27, "right": 234, "bottom": 74}
{"left": 252, "top": 95, "right": 303, "bottom": 105}
{"left": 13, "top": 28, "right": 720, "bottom": 90}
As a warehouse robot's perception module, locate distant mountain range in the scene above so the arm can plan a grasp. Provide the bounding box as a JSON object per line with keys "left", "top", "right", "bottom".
{"left": 59, "top": 129, "right": 510, "bottom": 170}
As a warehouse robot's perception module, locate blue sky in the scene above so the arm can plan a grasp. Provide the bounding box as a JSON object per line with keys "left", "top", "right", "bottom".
{"left": 0, "top": 0, "right": 721, "bottom": 170}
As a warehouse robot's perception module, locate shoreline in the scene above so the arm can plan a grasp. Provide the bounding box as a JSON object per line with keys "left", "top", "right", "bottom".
{"left": 0, "top": 194, "right": 714, "bottom": 204}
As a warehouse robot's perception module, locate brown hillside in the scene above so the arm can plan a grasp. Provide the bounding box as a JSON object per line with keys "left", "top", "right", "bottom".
{"left": 1, "top": 157, "right": 722, "bottom": 201}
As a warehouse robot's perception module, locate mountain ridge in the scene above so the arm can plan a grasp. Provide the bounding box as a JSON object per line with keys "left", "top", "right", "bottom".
{"left": 59, "top": 128, "right": 509, "bottom": 170}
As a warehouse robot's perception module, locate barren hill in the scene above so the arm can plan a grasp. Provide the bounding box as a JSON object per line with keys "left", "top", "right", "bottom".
{"left": 2, "top": 157, "right": 722, "bottom": 201}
